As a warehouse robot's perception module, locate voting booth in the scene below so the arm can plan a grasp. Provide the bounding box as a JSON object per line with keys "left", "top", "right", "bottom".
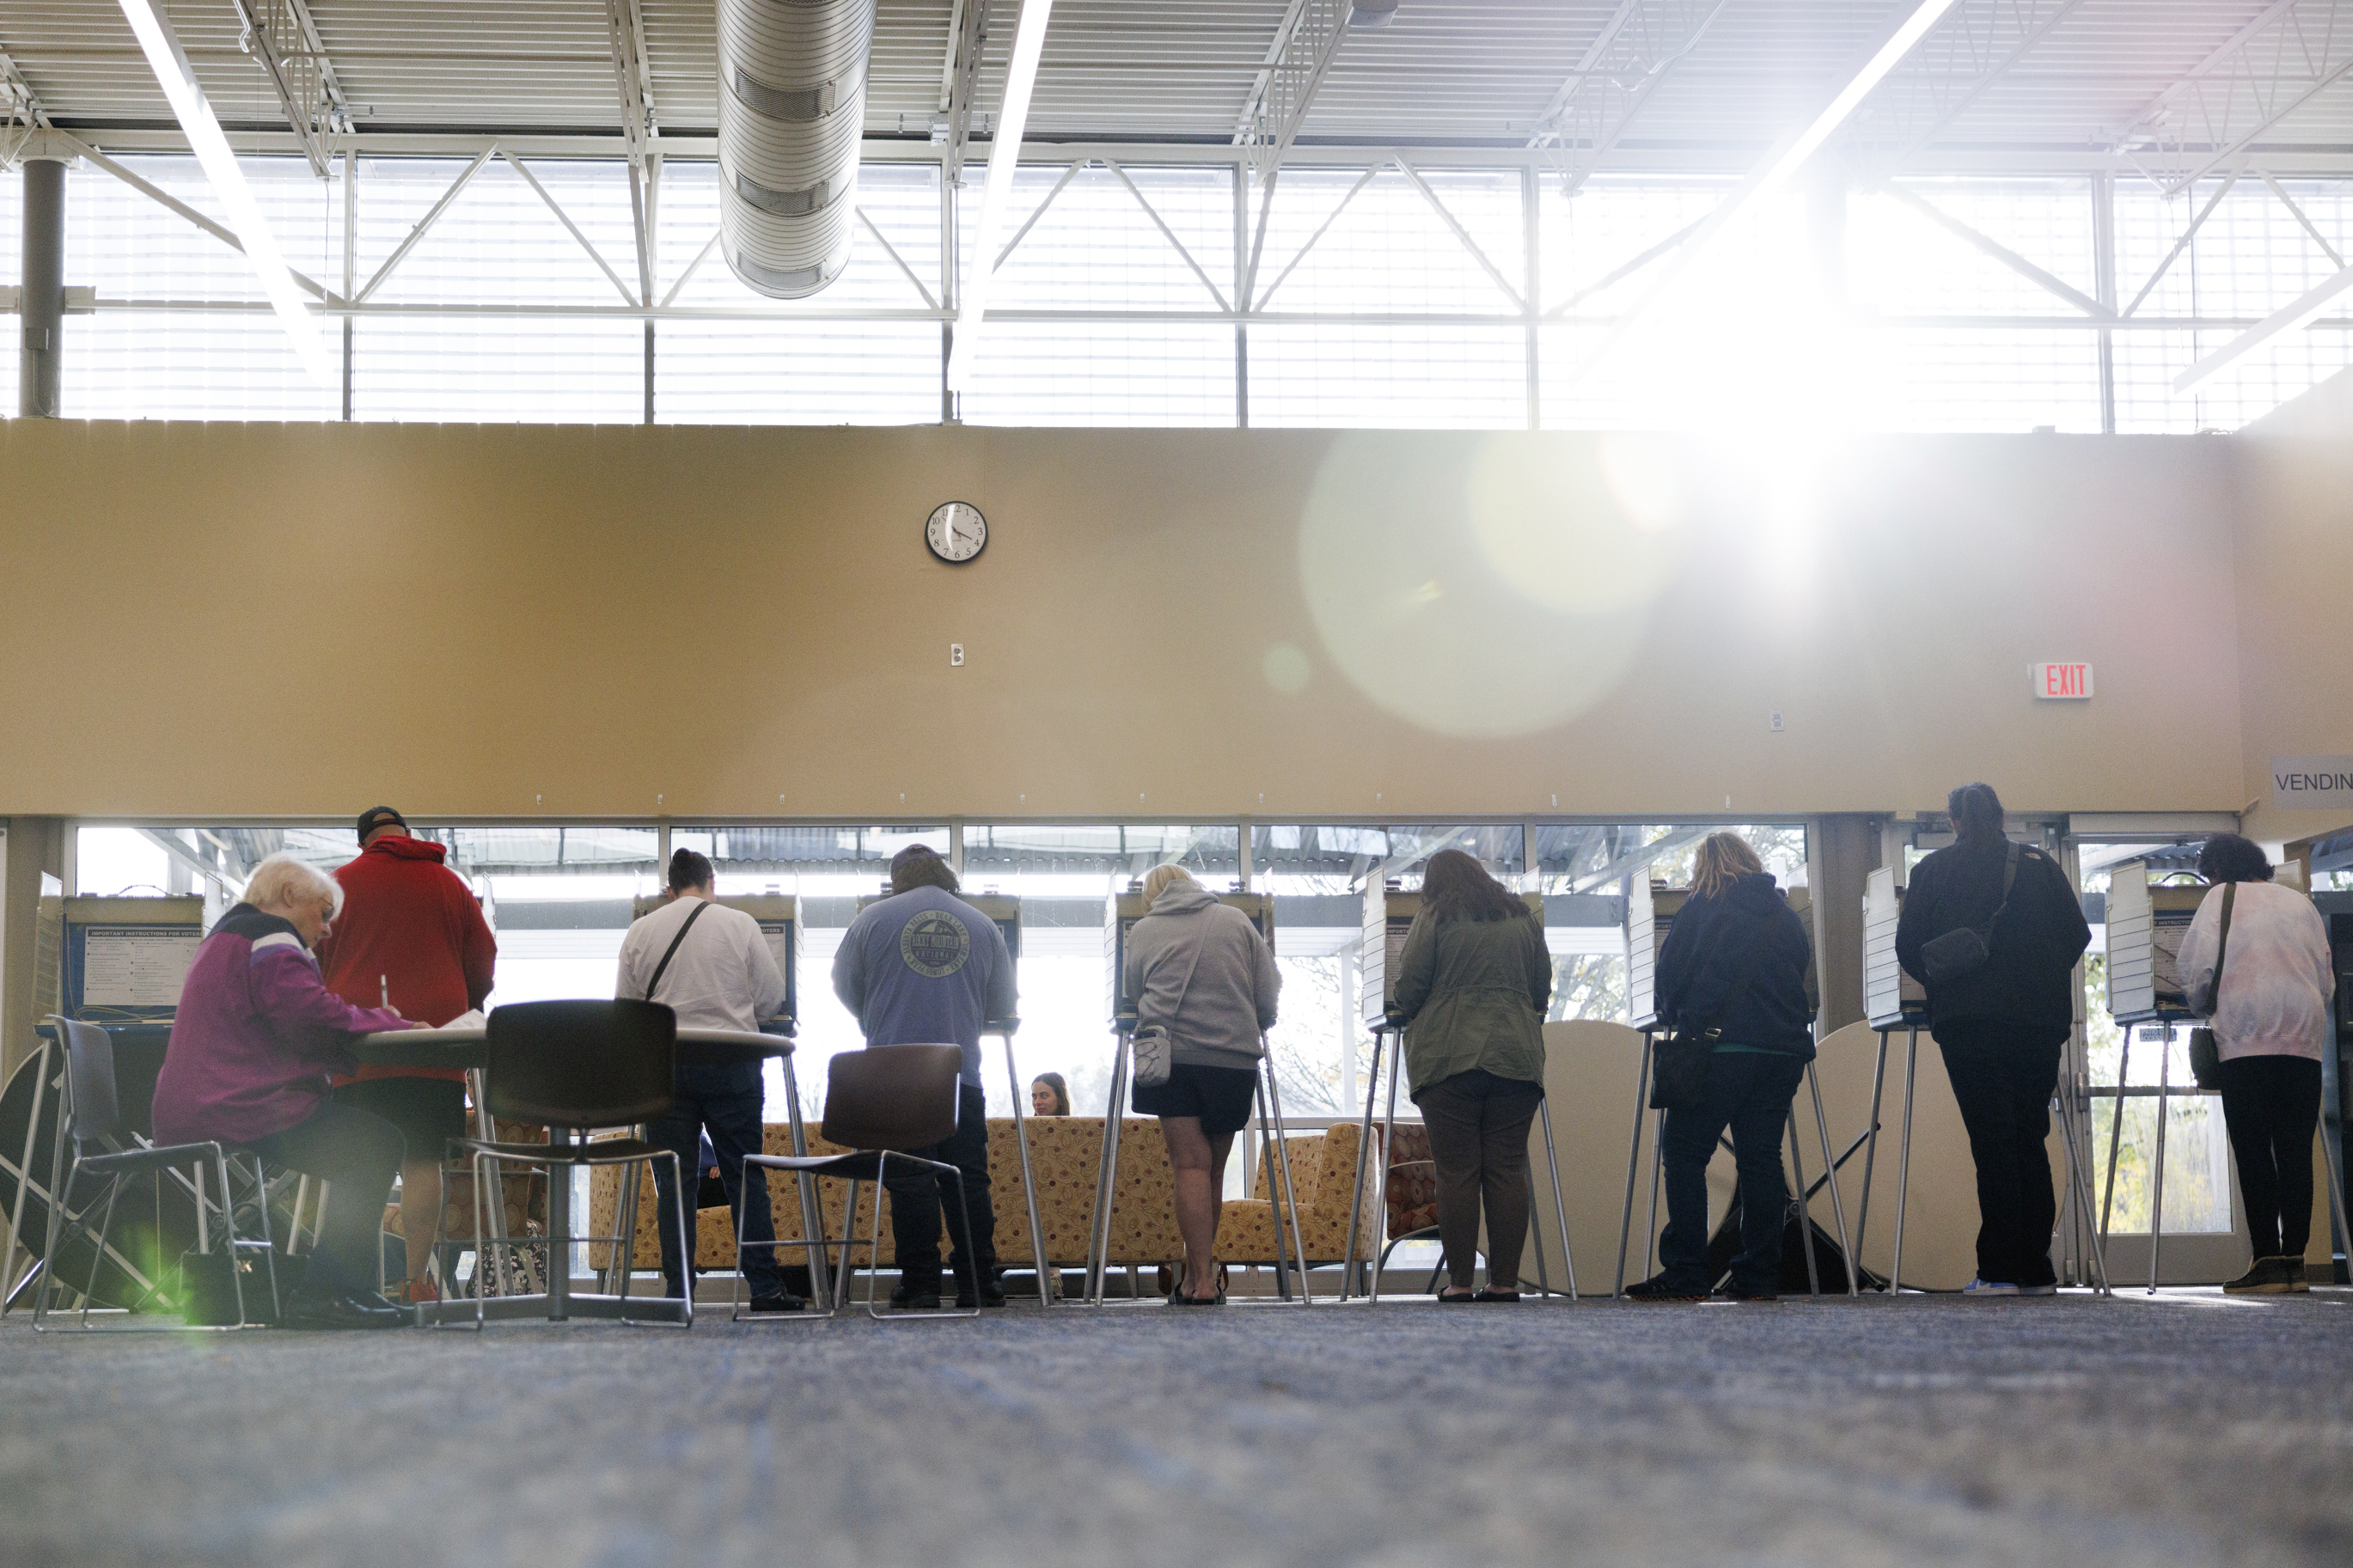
{"left": 633, "top": 893, "right": 803, "bottom": 1028}
{"left": 854, "top": 888, "right": 1052, "bottom": 1305}
{"left": 2099, "top": 861, "right": 2207, "bottom": 1290}
{"left": 62, "top": 896, "right": 205, "bottom": 1025}
{"left": 2, "top": 897, "right": 207, "bottom": 1315}
{"left": 1337, "top": 881, "right": 1571, "bottom": 1302}
{"left": 1612, "top": 879, "right": 1855, "bottom": 1298}
{"left": 1103, "top": 884, "right": 1273, "bottom": 1021}
{"left": 1085, "top": 883, "right": 1307, "bottom": 1305}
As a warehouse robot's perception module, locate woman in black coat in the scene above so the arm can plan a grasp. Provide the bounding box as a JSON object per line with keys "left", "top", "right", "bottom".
{"left": 1627, "top": 832, "right": 1815, "bottom": 1303}
{"left": 1895, "top": 781, "right": 2091, "bottom": 1296}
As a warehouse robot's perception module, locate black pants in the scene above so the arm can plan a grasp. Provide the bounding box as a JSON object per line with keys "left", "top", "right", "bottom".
{"left": 1934, "top": 1018, "right": 2063, "bottom": 1289}
{"left": 1659, "top": 1051, "right": 1806, "bottom": 1294}
{"left": 648, "top": 1063, "right": 786, "bottom": 1300}
{"left": 2216, "top": 1054, "right": 2323, "bottom": 1259}
{"left": 245, "top": 1102, "right": 405, "bottom": 1297}
{"left": 1413, "top": 1069, "right": 1543, "bottom": 1290}
{"left": 883, "top": 1082, "right": 995, "bottom": 1291}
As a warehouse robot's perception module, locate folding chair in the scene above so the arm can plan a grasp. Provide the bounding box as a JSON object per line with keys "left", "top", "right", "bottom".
{"left": 33, "top": 1016, "right": 279, "bottom": 1332}
{"left": 738, "top": 1044, "right": 981, "bottom": 1321}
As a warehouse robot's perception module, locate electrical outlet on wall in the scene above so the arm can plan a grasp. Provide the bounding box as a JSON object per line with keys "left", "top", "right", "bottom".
{"left": 950, "top": 644, "right": 965, "bottom": 667}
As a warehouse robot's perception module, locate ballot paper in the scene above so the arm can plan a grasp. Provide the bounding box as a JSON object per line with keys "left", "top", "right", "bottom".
{"left": 435, "top": 1010, "right": 489, "bottom": 1031}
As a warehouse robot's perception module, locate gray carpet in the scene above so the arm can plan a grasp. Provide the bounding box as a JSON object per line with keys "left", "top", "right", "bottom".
{"left": 3, "top": 1291, "right": 2349, "bottom": 1566}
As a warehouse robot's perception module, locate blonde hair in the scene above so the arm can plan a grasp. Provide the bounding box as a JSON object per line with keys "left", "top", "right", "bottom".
{"left": 245, "top": 852, "right": 341, "bottom": 917}
{"left": 1689, "top": 833, "right": 1764, "bottom": 900}
{"left": 1140, "top": 863, "right": 1198, "bottom": 906}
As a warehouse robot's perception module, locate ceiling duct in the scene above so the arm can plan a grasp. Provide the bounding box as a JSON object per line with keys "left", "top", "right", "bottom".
{"left": 718, "top": 0, "right": 875, "bottom": 298}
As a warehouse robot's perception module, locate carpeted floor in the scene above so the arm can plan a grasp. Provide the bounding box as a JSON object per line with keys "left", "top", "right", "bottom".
{"left": 2, "top": 1290, "right": 2348, "bottom": 1566}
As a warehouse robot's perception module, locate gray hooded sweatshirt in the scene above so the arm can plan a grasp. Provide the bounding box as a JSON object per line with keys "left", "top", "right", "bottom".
{"left": 1122, "top": 882, "right": 1281, "bottom": 1070}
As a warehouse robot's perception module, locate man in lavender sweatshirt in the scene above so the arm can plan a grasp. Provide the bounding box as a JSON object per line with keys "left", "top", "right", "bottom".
{"left": 153, "top": 853, "right": 415, "bottom": 1329}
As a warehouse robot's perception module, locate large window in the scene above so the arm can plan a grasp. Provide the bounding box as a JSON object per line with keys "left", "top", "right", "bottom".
{"left": 15, "top": 153, "right": 2350, "bottom": 433}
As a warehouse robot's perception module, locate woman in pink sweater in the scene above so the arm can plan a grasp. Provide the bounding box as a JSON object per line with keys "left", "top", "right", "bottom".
{"left": 2176, "top": 834, "right": 2337, "bottom": 1295}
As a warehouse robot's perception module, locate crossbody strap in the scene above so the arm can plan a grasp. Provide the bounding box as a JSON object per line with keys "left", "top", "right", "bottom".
{"left": 644, "top": 899, "right": 712, "bottom": 1001}
{"left": 2210, "top": 882, "right": 2238, "bottom": 1004}
{"left": 1980, "top": 840, "right": 2022, "bottom": 937}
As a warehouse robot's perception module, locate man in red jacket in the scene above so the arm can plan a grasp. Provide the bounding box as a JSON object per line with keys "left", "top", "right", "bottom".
{"left": 316, "top": 806, "right": 498, "bottom": 1303}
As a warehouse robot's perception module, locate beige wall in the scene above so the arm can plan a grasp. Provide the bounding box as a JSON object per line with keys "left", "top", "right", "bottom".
{"left": 2234, "top": 373, "right": 2353, "bottom": 848}
{"left": 0, "top": 420, "right": 2246, "bottom": 821}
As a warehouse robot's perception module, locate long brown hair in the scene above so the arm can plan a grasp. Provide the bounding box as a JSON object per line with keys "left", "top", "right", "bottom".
{"left": 1689, "top": 832, "right": 1765, "bottom": 900}
{"left": 1419, "top": 848, "right": 1528, "bottom": 923}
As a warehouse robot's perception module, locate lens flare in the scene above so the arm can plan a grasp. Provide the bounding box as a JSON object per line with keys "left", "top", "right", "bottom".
{"left": 1298, "top": 433, "right": 1667, "bottom": 740}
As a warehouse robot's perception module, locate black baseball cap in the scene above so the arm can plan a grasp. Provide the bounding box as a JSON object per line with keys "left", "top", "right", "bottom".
{"left": 357, "top": 806, "right": 408, "bottom": 842}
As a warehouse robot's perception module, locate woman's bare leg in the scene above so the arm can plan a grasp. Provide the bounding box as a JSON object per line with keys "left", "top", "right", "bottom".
{"left": 398, "top": 1156, "right": 441, "bottom": 1288}
{"left": 1161, "top": 1117, "right": 1237, "bottom": 1298}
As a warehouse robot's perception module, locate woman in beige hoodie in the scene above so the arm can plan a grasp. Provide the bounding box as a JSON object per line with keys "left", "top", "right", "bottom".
{"left": 2176, "top": 833, "right": 2337, "bottom": 1294}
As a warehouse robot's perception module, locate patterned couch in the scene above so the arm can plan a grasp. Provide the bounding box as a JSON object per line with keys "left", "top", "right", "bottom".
{"left": 587, "top": 1117, "right": 1383, "bottom": 1274}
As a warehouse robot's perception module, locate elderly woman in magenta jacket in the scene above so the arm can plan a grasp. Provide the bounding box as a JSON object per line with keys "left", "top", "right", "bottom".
{"left": 1390, "top": 850, "right": 1552, "bottom": 1303}
{"left": 152, "top": 852, "right": 416, "bottom": 1330}
{"left": 2177, "top": 833, "right": 2338, "bottom": 1295}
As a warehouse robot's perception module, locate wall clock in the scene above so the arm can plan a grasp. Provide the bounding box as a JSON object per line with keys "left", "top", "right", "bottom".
{"left": 926, "top": 501, "right": 987, "bottom": 564}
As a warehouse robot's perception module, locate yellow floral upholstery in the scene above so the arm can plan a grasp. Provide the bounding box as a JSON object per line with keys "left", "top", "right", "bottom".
{"left": 587, "top": 1118, "right": 1378, "bottom": 1271}
{"left": 1216, "top": 1122, "right": 1382, "bottom": 1262}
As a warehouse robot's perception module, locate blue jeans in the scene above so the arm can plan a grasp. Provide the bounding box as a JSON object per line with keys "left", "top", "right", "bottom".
{"left": 648, "top": 1063, "right": 786, "bottom": 1300}
{"left": 1657, "top": 1051, "right": 1806, "bottom": 1294}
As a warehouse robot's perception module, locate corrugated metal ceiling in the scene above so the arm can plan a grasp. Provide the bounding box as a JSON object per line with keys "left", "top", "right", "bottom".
{"left": 3, "top": 0, "right": 2347, "bottom": 170}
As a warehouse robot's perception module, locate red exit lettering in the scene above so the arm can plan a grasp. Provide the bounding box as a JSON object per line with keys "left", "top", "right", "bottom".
{"left": 2031, "top": 662, "right": 2093, "bottom": 700}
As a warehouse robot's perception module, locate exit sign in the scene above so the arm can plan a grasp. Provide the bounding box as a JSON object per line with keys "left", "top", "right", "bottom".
{"left": 2032, "top": 662, "right": 2093, "bottom": 699}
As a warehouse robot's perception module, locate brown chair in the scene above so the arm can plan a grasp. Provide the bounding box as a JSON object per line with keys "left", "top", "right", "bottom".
{"left": 737, "top": 1045, "right": 980, "bottom": 1321}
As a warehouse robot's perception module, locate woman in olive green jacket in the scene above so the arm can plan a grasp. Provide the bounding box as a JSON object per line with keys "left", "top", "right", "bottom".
{"left": 1391, "top": 849, "right": 1553, "bottom": 1301}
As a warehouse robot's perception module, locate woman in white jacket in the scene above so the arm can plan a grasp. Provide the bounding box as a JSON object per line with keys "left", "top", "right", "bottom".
{"left": 2175, "top": 833, "right": 2337, "bottom": 1294}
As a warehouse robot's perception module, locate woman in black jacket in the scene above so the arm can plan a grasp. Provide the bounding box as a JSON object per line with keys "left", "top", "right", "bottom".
{"left": 1894, "top": 782, "right": 2091, "bottom": 1296}
{"left": 1628, "top": 833, "right": 1815, "bottom": 1303}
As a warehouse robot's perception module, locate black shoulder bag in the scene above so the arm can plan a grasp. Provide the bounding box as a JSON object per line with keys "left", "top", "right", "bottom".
{"left": 1919, "top": 841, "right": 2020, "bottom": 985}
{"left": 2186, "top": 883, "right": 2234, "bottom": 1092}
{"left": 643, "top": 899, "right": 712, "bottom": 1002}
{"left": 1650, "top": 911, "right": 1780, "bottom": 1113}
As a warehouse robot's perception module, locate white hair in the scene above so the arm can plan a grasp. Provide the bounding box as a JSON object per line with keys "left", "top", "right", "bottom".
{"left": 245, "top": 852, "right": 342, "bottom": 916}
{"left": 1140, "top": 863, "right": 1198, "bottom": 906}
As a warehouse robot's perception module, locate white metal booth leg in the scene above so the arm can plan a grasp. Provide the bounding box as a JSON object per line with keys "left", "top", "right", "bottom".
{"left": 1803, "top": 1059, "right": 1859, "bottom": 1296}
{"left": 1851, "top": 1028, "right": 1892, "bottom": 1282}
{"left": 1084, "top": 1026, "right": 1146, "bottom": 1308}
{"left": 2050, "top": 1082, "right": 2112, "bottom": 1296}
{"left": 1889, "top": 1028, "right": 1922, "bottom": 1294}
{"left": 991, "top": 1026, "right": 1056, "bottom": 1310}
{"left": 1613, "top": 1031, "right": 1656, "bottom": 1297}
{"left": 1338, "top": 1025, "right": 1403, "bottom": 1303}
{"left": 1251, "top": 1051, "right": 1312, "bottom": 1305}
{"left": 1525, "top": 1097, "right": 1578, "bottom": 1300}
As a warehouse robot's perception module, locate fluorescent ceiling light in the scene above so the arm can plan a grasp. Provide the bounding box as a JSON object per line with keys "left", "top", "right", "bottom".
{"left": 2173, "top": 259, "right": 2353, "bottom": 394}
{"left": 117, "top": 0, "right": 333, "bottom": 387}
{"left": 945, "top": 0, "right": 1054, "bottom": 393}
{"left": 1578, "top": 0, "right": 1964, "bottom": 370}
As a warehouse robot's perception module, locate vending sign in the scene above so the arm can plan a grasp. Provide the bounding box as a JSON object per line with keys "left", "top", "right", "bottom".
{"left": 2031, "top": 662, "right": 2093, "bottom": 700}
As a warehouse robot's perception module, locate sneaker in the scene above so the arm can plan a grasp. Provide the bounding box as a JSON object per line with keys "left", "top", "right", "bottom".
{"left": 748, "top": 1292, "right": 806, "bottom": 1314}
{"left": 2285, "top": 1258, "right": 2310, "bottom": 1293}
{"left": 953, "top": 1278, "right": 1008, "bottom": 1309}
{"left": 2014, "top": 1282, "right": 2059, "bottom": 1297}
{"left": 1625, "top": 1275, "right": 1708, "bottom": 1303}
{"left": 2224, "top": 1257, "right": 2294, "bottom": 1296}
{"left": 1710, "top": 1284, "right": 1779, "bottom": 1303}
{"left": 889, "top": 1281, "right": 942, "bottom": 1310}
{"left": 284, "top": 1288, "right": 408, "bottom": 1331}
{"left": 1962, "top": 1278, "right": 2020, "bottom": 1296}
